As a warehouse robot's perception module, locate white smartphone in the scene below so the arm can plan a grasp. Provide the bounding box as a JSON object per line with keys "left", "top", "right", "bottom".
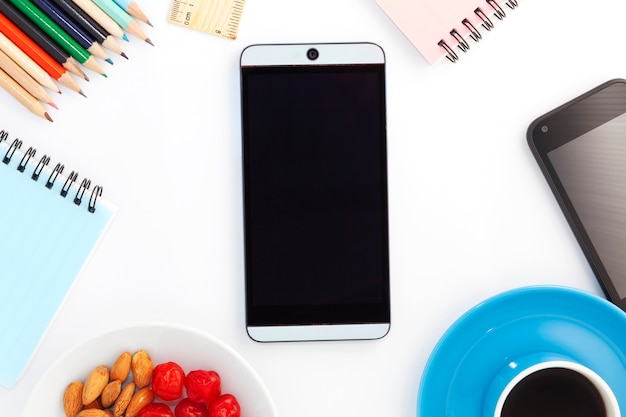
{"left": 240, "top": 43, "right": 390, "bottom": 342}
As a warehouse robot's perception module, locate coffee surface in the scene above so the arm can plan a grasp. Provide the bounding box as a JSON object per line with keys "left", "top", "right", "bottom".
{"left": 501, "top": 368, "right": 606, "bottom": 417}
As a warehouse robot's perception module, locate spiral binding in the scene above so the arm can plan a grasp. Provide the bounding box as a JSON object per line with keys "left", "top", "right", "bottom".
{"left": 0, "top": 130, "right": 103, "bottom": 213}
{"left": 438, "top": 0, "right": 519, "bottom": 63}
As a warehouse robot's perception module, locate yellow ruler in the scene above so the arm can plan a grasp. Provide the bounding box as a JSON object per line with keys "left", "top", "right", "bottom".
{"left": 168, "top": 0, "right": 246, "bottom": 39}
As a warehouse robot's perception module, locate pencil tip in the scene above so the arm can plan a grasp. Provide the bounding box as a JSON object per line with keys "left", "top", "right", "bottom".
{"left": 79, "top": 90, "right": 87, "bottom": 98}
{"left": 121, "top": 52, "right": 129, "bottom": 59}
{"left": 106, "top": 58, "right": 114, "bottom": 65}
{"left": 45, "top": 112, "right": 53, "bottom": 122}
{"left": 49, "top": 102, "right": 59, "bottom": 110}
{"left": 123, "top": 34, "right": 130, "bottom": 42}
{"left": 101, "top": 73, "right": 108, "bottom": 78}
{"left": 145, "top": 38, "right": 154, "bottom": 46}
{"left": 84, "top": 75, "right": 90, "bottom": 82}
{"left": 147, "top": 20, "right": 153, "bottom": 27}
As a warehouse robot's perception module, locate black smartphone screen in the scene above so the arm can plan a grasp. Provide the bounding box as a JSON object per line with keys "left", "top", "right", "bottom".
{"left": 528, "top": 79, "right": 626, "bottom": 310}
{"left": 241, "top": 63, "right": 390, "bottom": 328}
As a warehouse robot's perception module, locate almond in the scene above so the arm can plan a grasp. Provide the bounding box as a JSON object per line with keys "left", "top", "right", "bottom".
{"left": 125, "top": 387, "right": 153, "bottom": 417}
{"left": 131, "top": 350, "right": 153, "bottom": 388}
{"left": 83, "top": 398, "right": 103, "bottom": 410}
{"left": 110, "top": 351, "right": 131, "bottom": 382}
{"left": 83, "top": 365, "right": 110, "bottom": 405}
{"left": 63, "top": 381, "right": 84, "bottom": 417}
{"left": 113, "top": 381, "right": 135, "bottom": 417}
{"left": 101, "top": 380, "right": 122, "bottom": 408}
{"left": 77, "top": 410, "right": 109, "bottom": 417}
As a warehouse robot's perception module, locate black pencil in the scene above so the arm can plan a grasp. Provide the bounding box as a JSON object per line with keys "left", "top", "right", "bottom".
{"left": 0, "top": 0, "right": 87, "bottom": 79}
{"left": 48, "top": 0, "right": 125, "bottom": 58}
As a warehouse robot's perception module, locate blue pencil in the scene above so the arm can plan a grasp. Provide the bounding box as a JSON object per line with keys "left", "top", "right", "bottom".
{"left": 29, "top": 0, "right": 112, "bottom": 63}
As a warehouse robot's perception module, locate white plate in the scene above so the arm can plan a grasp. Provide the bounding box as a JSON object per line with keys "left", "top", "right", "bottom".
{"left": 24, "top": 323, "right": 278, "bottom": 417}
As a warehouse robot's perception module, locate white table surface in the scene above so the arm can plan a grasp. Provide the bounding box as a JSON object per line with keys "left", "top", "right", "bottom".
{"left": 1, "top": 0, "right": 625, "bottom": 416}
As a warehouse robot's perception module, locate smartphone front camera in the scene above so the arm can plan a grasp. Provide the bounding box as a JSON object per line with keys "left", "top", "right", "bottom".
{"left": 541, "top": 125, "right": 549, "bottom": 133}
{"left": 307, "top": 48, "right": 319, "bottom": 60}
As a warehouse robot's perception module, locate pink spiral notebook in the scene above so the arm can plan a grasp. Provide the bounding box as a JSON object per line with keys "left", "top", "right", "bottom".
{"left": 375, "top": 0, "right": 519, "bottom": 64}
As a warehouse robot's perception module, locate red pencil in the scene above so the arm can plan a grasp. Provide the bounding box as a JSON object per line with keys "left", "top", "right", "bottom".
{"left": 0, "top": 11, "right": 83, "bottom": 95}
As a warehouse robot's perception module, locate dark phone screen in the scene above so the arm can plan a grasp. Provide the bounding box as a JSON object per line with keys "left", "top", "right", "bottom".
{"left": 241, "top": 64, "right": 389, "bottom": 326}
{"left": 530, "top": 80, "right": 626, "bottom": 304}
{"left": 548, "top": 112, "right": 626, "bottom": 298}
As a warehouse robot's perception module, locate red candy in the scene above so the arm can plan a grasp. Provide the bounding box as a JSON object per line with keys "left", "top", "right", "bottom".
{"left": 136, "top": 362, "right": 238, "bottom": 417}
{"left": 208, "top": 394, "right": 240, "bottom": 417}
{"left": 184, "top": 370, "right": 221, "bottom": 404}
{"left": 138, "top": 402, "right": 175, "bottom": 417}
{"left": 152, "top": 362, "right": 186, "bottom": 401}
{"left": 175, "top": 398, "right": 209, "bottom": 417}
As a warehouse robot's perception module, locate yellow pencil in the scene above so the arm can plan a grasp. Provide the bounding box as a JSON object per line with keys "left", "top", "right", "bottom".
{"left": 0, "top": 67, "right": 52, "bottom": 121}
{"left": 0, "top": 31, "right": 59, "bottom": 93}
{"left": 0, "top": 48, "right": 57, "bottom": 109}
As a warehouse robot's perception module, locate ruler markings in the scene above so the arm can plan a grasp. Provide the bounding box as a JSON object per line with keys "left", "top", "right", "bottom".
{"left": 168, "top": 0, "right": 246, "bottom": 39}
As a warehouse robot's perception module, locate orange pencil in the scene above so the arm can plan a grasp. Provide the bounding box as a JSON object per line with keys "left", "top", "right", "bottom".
{"left": 0, "top": 11, "right": 83, "bottom": 95}
{"left": 0, "top": 67, "right": 52, "bottom": 121}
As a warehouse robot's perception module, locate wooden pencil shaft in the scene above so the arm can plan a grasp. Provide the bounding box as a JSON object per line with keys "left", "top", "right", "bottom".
{"left": 55, "top": 69, "right": 80, "bottom": 92}
{"left": 0, "top": 48, "right": 52, "bottom": 104}
{"left": 0, "top": 67, "right": 50, "bottom": 120}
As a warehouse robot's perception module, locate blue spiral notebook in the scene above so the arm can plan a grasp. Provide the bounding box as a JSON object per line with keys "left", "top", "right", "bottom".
{"left": 0, "top": 130, "right": 117, "bottom": 388}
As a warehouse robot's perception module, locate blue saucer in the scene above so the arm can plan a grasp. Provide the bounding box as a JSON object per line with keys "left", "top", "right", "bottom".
{"left": 417, "top": 286, "right": 626, "bottom": 417}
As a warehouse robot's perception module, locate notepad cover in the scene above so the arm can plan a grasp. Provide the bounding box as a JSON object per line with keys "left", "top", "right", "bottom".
{"left": 375, "top": 0, "right": 511, "bottom": 64}
{"left": 0, "top": 143, "right": 116, "bottom": 388}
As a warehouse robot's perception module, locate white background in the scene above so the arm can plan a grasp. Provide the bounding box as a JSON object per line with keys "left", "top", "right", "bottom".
{"left": 1, "top": 0, "right": 625, "bottom": 416}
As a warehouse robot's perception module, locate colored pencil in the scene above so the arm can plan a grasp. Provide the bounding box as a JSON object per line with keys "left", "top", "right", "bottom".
{"left": 0, "top": 67, "right": 52, "bottom": 121}
{"left": 7, "top": 0, "right": 106, "bottom": 76}
{"left": 30, "top": 0, "right": 112, "bottom": 63}
{"left": 111, "top": 0, "right": 150, "bottom": 26}
{"left": 0, "top": 30, "right": 59, "bottom": 92}
{"left": 69, "top": 0, "right": 126, "bottom": 41}
{"left": 0, "top": 12, "right": 83, "bottom": 94}
{"left": 91, "top": 0, "right": 151, "bottom": 45}
{"left": 0, "top": 47, "right": 56, "bottom": 107}
{"left": 49, "top": 0, "right": 125, "bottom": 58}
{"left": 0, "top": 1, "right": 87, "bottom": 79}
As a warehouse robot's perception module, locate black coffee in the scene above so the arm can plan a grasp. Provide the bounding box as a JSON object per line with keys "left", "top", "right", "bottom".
{"left": 501, "top": 368, "right": 606, "bottom": 417}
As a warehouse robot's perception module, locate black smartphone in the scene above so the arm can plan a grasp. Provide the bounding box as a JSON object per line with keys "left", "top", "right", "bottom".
{"left": 528, "top": 78, "right": 626, "bottom": 311}
{"left": 240, "top": 43, "right": 390, "bottom": 342}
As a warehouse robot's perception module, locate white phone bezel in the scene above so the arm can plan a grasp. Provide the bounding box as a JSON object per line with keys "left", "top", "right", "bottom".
{"left": 247, "top": 323, "right": 391, "bottom": 343}
{"left": 240, "top": 42, "right": 385, "bottom": 67}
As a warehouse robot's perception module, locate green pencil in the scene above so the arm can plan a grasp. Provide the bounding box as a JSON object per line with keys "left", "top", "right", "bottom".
{"left": 91, "top": 0, "right": 152, "bottom": 45}
{"left": 7, "top": 0, "right": 106, "bottom": 75}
